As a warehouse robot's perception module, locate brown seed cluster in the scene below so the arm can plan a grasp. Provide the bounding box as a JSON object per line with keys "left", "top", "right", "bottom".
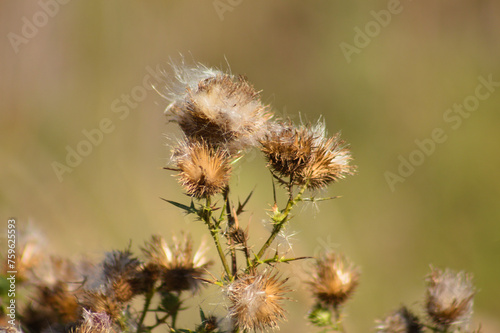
{"left": 173, "top": 140, "right": 232, "bottom": 198}
{"left": 20, "top": 256, "right": 87, "bottom": 332}
{"left": 14, "top": 232, "right": 212, "bottom": 332}
{"left": 425, "top": 268, "right": 475, "bottom": 331}
{"left": 375, "top": 306, "right": 423, "bottom": 333}
{"left": 168, "top": 73, "right": 272, "bottom": 153}
{"left": 307, "top": 252, "right": 360, "bottom": 309}
{"left": 261, "top": 121, "right": 355, "bottom": 190}
{"left": 141, "top": 234, "right": 212, "bottom": 293}
{"left": 165, "top": 65, "right": 355, "bottom": 197}
{"left": 70, "top": 310, "right": 113, "bottom": 333}
{"left": 227, "top": 271, "right": 291, "bottom": 331}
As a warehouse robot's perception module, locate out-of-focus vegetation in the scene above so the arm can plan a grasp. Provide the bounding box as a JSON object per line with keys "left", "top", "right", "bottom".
{"left": 1, "top": 1, "right": 499, "bottom": 332}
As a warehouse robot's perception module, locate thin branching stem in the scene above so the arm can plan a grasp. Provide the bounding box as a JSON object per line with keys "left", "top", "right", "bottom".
{"left": 137, "top": 288, "right": 155, "bottom": 332}
{"left": 253, "top": 181, "right": 308, "bottom": 266}
{"left": 224, "top": 187, "right": 238, "bottom": 277}
{"left": 203, "top": 195, "right": 232, "bottom": 279}
{"left": 333, "top": 305, "right": 346, "bottom": 333}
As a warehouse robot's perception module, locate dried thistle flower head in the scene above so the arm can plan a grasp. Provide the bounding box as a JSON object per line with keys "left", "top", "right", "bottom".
{"left": 8, "top": 226, "right": 45, "bottom": 282}
{"left": 227, "top": 271, "right": 291, "bottom": 331}
{"left": 307, "top": 252, "right": 360, "bottom": 308}
{"left": 172, "top": 140, "right": 232, "bottom": 198}
{"left": 71, "top": 309, "right": 113, "bottom": 333}
{"left": 21, "top": 281, "right": 82, "bottom": 331}
{"left": 425, "top": 267, "right": 475, "bottom": 331}
{"left": 165, "top": 64, "right": 272, "bottom": 153}
{"left": 100, "top": 250, "right": 143, "bottom": 303}
{"left": 375, "top": 306, "right": 423, "bottom": 333}
{"left": 141, "top": 234, "right": 212, "bottom": 293}
{"left": 80, "top": 291, "right": 123, "bottom": 321}
{"left": 261, "top": 120, "right": 355, "bottom": 190}
{"left": 20, "top": 256, "right": 90, "bottom": 332}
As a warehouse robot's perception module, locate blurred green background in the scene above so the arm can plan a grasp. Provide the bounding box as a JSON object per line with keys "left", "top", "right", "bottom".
{"left": 2, "top": 1, "right": 499, "bottom": 331}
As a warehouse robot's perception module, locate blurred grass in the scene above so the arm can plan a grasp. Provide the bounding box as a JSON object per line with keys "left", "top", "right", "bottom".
{"left": 1, "top": 1, "right": 500, "bottom": 331}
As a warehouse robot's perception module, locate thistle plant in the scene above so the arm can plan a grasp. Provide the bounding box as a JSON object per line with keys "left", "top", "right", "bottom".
{"left": 1, "top": 62, "right": 481, "bottom": 333}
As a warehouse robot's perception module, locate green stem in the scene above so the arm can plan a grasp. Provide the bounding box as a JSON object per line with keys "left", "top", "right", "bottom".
{"left": 224, "top": 187, "right": 238, "bottom": 277}
{"left": 332, "top": 306, "right": 346, "bottom": 333}
{"left": 254, "top": 182, "right": 308, "bottom": 265}
{"left": 137, "top": 288, "right": 155, "bottom": 332}
{"left": 203, "top": 196, "right": 232, "bottom": 279}
{"left": 171, "top": 308, "right": 178, "bottom": 330}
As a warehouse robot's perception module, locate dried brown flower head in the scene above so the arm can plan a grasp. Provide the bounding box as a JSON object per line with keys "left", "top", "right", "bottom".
{"left": 166, "top": 64, "right": 272, "bottom": 153}
{"left": 8, "top": 227, "right": 45, "bottom": 282}
{"left": 80, "top": 291, "right": 122, "bottom": 321}
{"left": 141, "top": 234, "right": 212, "bottom": 293}
{"left": 22, "top": 281, "right": 81, "bottom": 331}
{"left": 101, "top": 250, "right": 143, "bottom": 303}
{"left": 307, "top": 252, "right": 360, "bottom": 308}
{"left": 173, "top": 140, "right": 232, "bottom": 198}
{"left": 227, "top": 271, "right": 291, "bottom": 331}
{"left": 71, "top": 309, "right": 113, "bottom": 333}
{"left": 375, "top": 306, "right": 423, "bottom": 333}
{"left": 261, "top": 121, "right": 355, "bottom": 190}
{"left": 20, "top": 256, "right": 88, "bottom": 332}
{"left": 425, "top": 267, "right": 475, "bottom": 331}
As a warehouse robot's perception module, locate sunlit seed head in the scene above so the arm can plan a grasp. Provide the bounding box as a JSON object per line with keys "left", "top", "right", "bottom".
{"left": 173, "top": 140, "right": 232, "bottom": 198}
{"left": 261, "top": 120, "right": 355, "bottom": 190}
{"left": 375, "top": 306, "right": 423, "bottom": 333}
{"left": 165, "top": 64, "right": 272, "bottom": 153}
{"left": 71, "top": 309, "right": 113, "bottom": 333}
{"left": 227, "top": 271, "right": 291, "bottom": 331}
{"left": 141, "top": 234, "right": 212, "bottom": 293}
{"left": 9, "top": 226, "right": 45, "bottom": 282}
{"left": 307, "top": 252, "right": 360, "bottom": 308}
{"left": 425, "top": 267, "right": 475, "bottom": 331}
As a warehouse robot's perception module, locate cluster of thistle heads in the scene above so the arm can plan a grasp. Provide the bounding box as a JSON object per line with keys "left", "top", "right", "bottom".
{"left": 1, "top": 63, "right": 480, "bottom": 333}
{"left": 165, "top": 62, "right": 355, "bottom": 198}
{"left": 2, "top": 232, "right": 214, "bottom": 332}
{"left": 376, "top": 267, "right": 478, "bottom": 333}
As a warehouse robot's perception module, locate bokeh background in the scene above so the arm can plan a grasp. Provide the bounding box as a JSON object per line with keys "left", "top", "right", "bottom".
{"left": 2, "top": 1, "right": 499, "bottom": 331}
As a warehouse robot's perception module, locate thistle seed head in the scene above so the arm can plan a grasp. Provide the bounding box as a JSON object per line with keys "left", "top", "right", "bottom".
{"left": 227, "top": 271, "right": 291, "bottom": 331}
{"left": 100, "top": 250, "right": 143, "bottom": 303}
{"left": 307, "top": 252, "right": 360, "bottom": 308}
{"left": 261, "top": 121, "right": 355, "bottom": 190}
{"left": 20, "top": 256, "right": 89, "bottom": 332}
{"left": 80, "top": 291, "right": 123, "bottom": 321}
{"left": 425, "top": 267, "right": 475, "bottom": 331}
{"left": 141, "top": 234, "right": 212, "bottom": 293}
{"left": 173, "top": 140, "right": 232, "bottom": 198}
{"left": 71, "top": 309, "right": 113, "bottom": 333}
{"left": 166, "top": 65, "right": 272, "bottom": 153}
{"left": 375, "top": 306, "right": 423, "bottom": 333}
